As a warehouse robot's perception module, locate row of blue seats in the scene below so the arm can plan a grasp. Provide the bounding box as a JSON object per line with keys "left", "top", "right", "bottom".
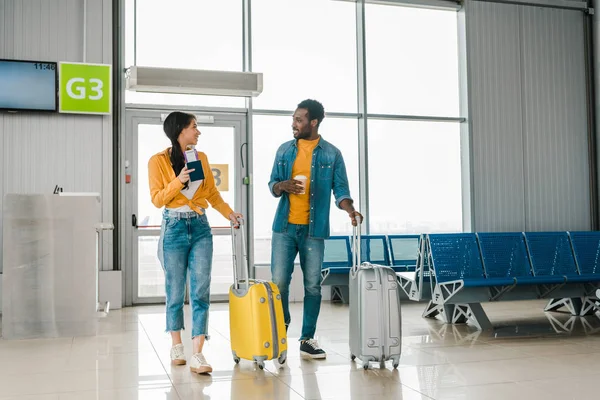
{"left": 319, "top": 230, "right": 600, "bottom": 327}
{"left": 407, "top": 231, "right": 600, "bottom": 329}
{"left": 320, "top": 231, "right": 600, "bottom": 288}
{"left": 320, "top": 234, "right": 421, "bottom": 277}
{"left": 429, "top": 231, "right": 600, "bottom": 288}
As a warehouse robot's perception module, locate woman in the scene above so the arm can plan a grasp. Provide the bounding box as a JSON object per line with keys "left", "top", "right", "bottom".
{"left": 148, "top": 111, "right": 242, "bottom": 374}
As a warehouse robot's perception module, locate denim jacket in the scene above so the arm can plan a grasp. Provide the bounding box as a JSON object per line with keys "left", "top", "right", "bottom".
{"left": 268, "top": 136, "right": 353, "bottom": 239}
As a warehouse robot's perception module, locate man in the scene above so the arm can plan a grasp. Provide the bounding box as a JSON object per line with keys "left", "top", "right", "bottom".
{"left": 268, "top": 99, "right": 362, "bottom": 359}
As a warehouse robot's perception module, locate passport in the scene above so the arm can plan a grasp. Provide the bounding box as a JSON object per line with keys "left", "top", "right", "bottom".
{"left": 186, "top": 160, "right": 205, "bottom": 182}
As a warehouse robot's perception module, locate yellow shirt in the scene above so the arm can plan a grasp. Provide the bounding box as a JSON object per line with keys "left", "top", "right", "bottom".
{"left": 148, "top": 148, "right": 233, "bottom": 219}
{"left": 288, "top": 138, "right": 320, "bottom": 224}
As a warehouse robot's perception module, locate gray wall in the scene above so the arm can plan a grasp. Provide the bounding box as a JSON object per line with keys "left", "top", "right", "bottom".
{"left": 0, "top": 0, "right": 114, "bottom": 272}
{"left": 594, "top": 0, "right": 600, "bottom": 223}
{"left": 464, "top": 0, "right": 591, "bottom": 232}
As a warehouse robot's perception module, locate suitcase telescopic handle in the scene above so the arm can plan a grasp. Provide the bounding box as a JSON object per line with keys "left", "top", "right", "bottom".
{"left": 351, "top": 215, "right": 362, "bottom": 275}
{"left": 230, "top": 217, "right": 249, "bottom": 291}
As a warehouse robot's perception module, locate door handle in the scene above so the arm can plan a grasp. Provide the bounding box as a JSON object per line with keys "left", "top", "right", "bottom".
{"left": 240, "top": 142, "right": 247, "bottom": 168}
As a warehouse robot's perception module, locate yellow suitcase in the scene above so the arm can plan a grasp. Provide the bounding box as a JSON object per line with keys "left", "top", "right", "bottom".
{"left": 228, "top": 220, "right": 288, "bottom": 369}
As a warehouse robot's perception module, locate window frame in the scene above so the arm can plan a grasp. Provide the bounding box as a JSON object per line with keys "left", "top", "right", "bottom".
{"left": 121, "top": 0, "right": 467, "bottom": 280}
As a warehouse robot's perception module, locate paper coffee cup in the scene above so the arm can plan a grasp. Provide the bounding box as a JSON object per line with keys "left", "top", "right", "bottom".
{"left": 294, "top": 175, "right": 307, "bottom": 195}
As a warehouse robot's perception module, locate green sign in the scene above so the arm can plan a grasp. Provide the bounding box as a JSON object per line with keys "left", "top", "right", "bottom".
{"left": 59, "top": 62, "right": 111, "bottom": 115}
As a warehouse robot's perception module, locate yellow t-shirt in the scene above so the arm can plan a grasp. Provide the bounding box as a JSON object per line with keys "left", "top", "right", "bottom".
{"left": 288, "top": 138, "right": 320, "bottom": 224}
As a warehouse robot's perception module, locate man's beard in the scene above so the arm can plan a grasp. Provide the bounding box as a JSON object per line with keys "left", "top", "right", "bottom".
{"left": 295, "top": 127, "right": 312, "bottom": 139}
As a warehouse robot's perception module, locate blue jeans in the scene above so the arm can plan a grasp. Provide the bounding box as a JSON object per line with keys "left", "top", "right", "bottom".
{"left": 271, "top": 224, "right": 325, "bottom": 341}
{"left": 158, "top": 210, "right": 213, "bottom": 338}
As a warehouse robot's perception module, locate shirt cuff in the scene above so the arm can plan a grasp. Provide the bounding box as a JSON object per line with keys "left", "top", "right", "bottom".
{"left": 269, "top": 181, "right": 282, "bottom": 198}
{"left": 336, "top": 195, "right": 352, "bottom": 209}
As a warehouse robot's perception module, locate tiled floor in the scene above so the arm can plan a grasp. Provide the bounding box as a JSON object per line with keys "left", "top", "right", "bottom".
{"left": 2, "top": 300, "right": 600, "bottom": 399}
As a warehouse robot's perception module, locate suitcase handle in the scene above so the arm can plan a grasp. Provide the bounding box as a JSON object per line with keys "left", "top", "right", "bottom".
{"left": 230, "top": 217, "right": 249, "bottom": 291}
{"left": 351, "top": 215, "right": 362, "bottom": 275}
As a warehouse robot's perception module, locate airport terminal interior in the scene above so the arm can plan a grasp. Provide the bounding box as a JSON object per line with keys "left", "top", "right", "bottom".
{"left": 2, "top": 0, "right": 600, "bottom": 399}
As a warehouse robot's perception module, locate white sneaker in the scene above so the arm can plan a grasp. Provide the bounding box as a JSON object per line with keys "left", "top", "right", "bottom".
{"left": 170, "top": 344, "right": 186, "bottom": 366}
{"left": 190, "top": 353, "right": 213, "bottom": 374}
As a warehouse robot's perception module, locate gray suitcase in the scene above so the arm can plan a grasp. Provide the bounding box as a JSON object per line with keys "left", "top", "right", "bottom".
{"left": 349, "top": 221, "right": 402, "bottom": 369}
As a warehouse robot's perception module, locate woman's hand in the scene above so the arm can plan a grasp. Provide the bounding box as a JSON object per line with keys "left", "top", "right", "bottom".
{"left": 177, "top": 166, "right": 195, "bottom": 184}
{"left": 229, "top": 212, "right": 244, "bottom": 228}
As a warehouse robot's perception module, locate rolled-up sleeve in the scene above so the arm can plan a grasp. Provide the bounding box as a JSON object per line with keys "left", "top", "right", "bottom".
{"left": 268, "top": 149, "right": 283, "bottom": 198}
{"left": 332, "top": 151, "right": 352, "bottom": 209}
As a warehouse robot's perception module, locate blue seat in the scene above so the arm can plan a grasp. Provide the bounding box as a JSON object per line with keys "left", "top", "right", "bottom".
{"left": 567, "top": 231, "right": 600, "bottom": 282}
{"left": 359, "top": 235, "right": 390, "bottom": 266}
{"left": 523, "top": 232, "right": 577, "bottom": 284}
{"left": 476, "top": 232, "right": 558, "bottom": 285}
{"left": 322, "top": 236, "right": 352, "bottom": 275}
{"left": 323, "top": 267, "right": 352, "bottom": 274}
{"left": 428, "top": 233, "right": 509, "bottom": 287}
{"left": 321, "top": 235, "right": 390, "bottom": 277}
{"left": 320, "top": 236, "right": 352, "bottom": 303}
{"left": 388, "top": 235, "right": 420, "bottom": 272}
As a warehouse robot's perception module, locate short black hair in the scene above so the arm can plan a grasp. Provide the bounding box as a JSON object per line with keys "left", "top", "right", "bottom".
{"left": 297, "top": 99, "right": 325, "bottom": 128}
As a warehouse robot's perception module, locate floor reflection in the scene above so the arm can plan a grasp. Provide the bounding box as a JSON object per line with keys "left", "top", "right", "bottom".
{"left": 2, "top": 301, "right": 600, "bottom": 399}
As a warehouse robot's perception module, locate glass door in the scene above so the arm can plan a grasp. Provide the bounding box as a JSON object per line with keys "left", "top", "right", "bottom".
{"left": 124, "top": 110, "right": 247, "bottom": 304}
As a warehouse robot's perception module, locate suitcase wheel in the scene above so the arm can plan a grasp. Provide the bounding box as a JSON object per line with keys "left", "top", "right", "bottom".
{"left": 257, "top": 361, "right": 265, "bottom": 370}
{"left": 363, "top": 363, "right": 369, "bottom": 370}
{"left": 350, "top": 354, "right": 356, "bottom": 361}
{"left": 393, "top": 362, "right": 399, "bottom": 369}
{"left": 232, "top": 351, "right": 240, "bottom": 364}
{"left": 277, "top": 354, "right": 287, "bottom": 365}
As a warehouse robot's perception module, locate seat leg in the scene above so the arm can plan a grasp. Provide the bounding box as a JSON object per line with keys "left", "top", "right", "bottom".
{"left": 331, "top": 286, "right": 341, "bottom": 303}
{"left": 545, "top": 298, "right": 582, "bottom": 316}
{"left": 422, "top": 302, "right": 456, "bottom": 324}
{"left": 443, "top": 305, "right": 459, "bottom": 324}
{"left": 422, "top": 301, "right": 442, "bottom": 319}
{"left": 331, "top": 285, "right": 350, "bottom": 304}
{"left": 580, "top": 297, "right": 600, "bottom": 316}
{"left": 452, "top": 303, "right": 492, "bottom": 331}
{"left": 338, "top": 285, "right": 350, "bottom": 304}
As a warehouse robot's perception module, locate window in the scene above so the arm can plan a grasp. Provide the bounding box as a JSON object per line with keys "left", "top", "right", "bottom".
{"left": 325, "top": 119, "right": 360, "bottom": 236}
{"left": 367, "top": 120, "right": 462, "bottom": 234}
{"left": 252, "top": 115, "right": 359, "bottom": 264}
{"left": 125, "top": 0, "right": 245, "bottom": 108}
{"left": 125, "top": 0, "right": 465, "bottom": 268}
{"left": 365, "top": 4, "right": 460, "bottom": 116}
{"left": 251, "top": 0, "right": 358, "bottom": 112}
{"left": 134, "top": 0, "right": 242, "bottom": 71}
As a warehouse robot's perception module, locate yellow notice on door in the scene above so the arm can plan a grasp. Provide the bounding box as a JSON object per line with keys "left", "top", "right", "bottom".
{"left": 211, "top": 164, "right": 229, "bottom": 191}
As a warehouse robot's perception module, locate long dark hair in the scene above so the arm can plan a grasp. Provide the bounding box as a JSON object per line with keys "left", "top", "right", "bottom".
{"left": 163, "top": 111, "right": 195, "bottom": 189}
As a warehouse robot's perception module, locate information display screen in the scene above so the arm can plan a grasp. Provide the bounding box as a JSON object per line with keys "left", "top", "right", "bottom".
{"left": 0, "top": 59, "right": 58, "bottom": 112}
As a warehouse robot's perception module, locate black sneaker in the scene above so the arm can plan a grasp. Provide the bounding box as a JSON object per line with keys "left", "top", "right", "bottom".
{"left": 300, "top": 339, "right": 327, "bottom": 359}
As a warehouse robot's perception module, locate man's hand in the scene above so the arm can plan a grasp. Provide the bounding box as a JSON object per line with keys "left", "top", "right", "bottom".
{"left": 339, "top": 199, "right": 361, "bottom": 226}
{"left": 349, "top": 211, "right": 363, "bottom": 226}
{"left": 275, "top": 179, "right": 304, "bottom": 195}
